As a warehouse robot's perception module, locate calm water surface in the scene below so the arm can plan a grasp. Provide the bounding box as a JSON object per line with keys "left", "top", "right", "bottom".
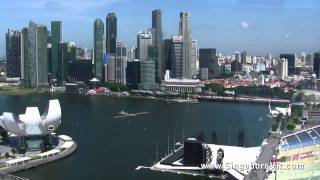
{"left": 0, "top": 94, "right": 270, "bottom": 180}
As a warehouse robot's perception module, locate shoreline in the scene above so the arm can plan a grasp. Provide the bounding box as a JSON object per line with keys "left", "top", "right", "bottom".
{"left": 0, "top": 89, "right": 290, "bottom": 105}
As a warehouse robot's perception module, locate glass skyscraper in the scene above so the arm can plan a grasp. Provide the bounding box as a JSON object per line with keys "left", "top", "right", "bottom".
{"left": 106, "top": 13, "right": 117, "bottom": 54}
{"left": 28, "top": 21, "right": 48, "bottom": 87}
{"left": 94, "top": 18, "right": 104, "bottom": 81}
{"left": 5, "top": 29, "right": 21, "bottom": 78}
{"left": 51, "top": 21, "right": 62, "bottom": 83}
{"left": 179, "top": 12, "right": 192, "bottom": 79}
{"left": 152, "top": 9, "right": 163, "bottom": 82}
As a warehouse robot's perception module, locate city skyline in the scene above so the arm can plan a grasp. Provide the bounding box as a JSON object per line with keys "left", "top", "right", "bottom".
{"left": 1, "top": 0, "right": 320, "bottom": 56}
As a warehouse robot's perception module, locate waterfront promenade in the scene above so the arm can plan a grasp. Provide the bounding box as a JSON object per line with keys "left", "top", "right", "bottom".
{"left": 194, "top": 95, "right": 289, "bottom": 104}
{"left": 0, "top": 135, "right": 77, "bottom": 174}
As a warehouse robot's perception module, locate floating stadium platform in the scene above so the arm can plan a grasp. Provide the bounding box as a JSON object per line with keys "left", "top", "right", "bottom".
{"left": 268, "top": 125, "right": 320, "bottom": 180}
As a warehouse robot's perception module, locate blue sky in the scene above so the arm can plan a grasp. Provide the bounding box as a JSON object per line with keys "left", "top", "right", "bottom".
{"left": 1, "top": 0, "right": 320, "bottom": 56}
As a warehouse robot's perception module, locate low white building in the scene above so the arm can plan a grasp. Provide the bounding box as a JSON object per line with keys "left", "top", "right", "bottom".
{"left": 160, "top": 70, "right": 204, "bottom": 93}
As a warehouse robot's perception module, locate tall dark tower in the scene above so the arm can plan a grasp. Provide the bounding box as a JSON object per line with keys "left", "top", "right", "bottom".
{"left": 314, "top": 52, "right": 320, "bottom": 78}
{"left": 5, "top": 29, "right": 21, "bottom": 78}
{"left": 94, "top": 18, "right": 104, "bottom": 81}
{"left": 106, "top": 13, "right": 117, "bottom": 54}
{"left": 51, "top": 21, "right": 62, "bottom": 83}
{"left": 152, "top": 9, "right": 163, "bottom": 82}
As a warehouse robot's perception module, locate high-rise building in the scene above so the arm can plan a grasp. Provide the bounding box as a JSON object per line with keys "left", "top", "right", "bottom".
{"left": 241, "top": 51, "right": 247, "bottom": 64}
{"left": 191, "top": 40, "right": 198, "bottom": 78}
{"left": 152, "top": 9, "right": 163, "bottom": 82}
{"left": 280, "top": 54, "right": 296, "bottom": 75}
{"left": 50, "top": 21, "right": 62, "bottom": 82}
{"left": 106, "top": 13, "right": 117, "bottom": 54}
{"left": 5, "top": 29, "right": 21, "bottom": 78}
{"left": 235, "top": 52, "right": 241, "bottom": 63}
{"left": 21, "top": 28, "right": 29, "bottom": 83}
{"left": 94, "top": 18, "right": 104, "bottom": 81}
{"left": 199, "top": 48, "right": 218, "bottom": 79}
{"left": 107, "top": 55, "right": 116, "bottom": 82}
{"left": 126, "top": 60, "right": 140, "bottom": 88}
{"left": 171, "top": 35, "right": 183, "bottom": 78}
{"left": 179, "top": 12, "right": 192, "bottom": 78}
{"left": 231, "top": 60, "right": 242, "bottom": 73}
{"left": 314, "top": 53, "right": 320, "bottom": 78}
{"left": 137, "top": 31, "right": 152, "bottom": 61}
{"left": 277, "top": 58, "right": 288, "bottom": 80}
{"left": 127, "top": 47, "right": 136, "bottom": 62}
{"left": 28, "top": 21, "right": 48, "bottom": 87}
{"left": 68, "top": 59, "right": 93, "bottom": 82}
{"left": 163, "top": 39, "right": 172, "bottom": 73}
{"left": 116, "top": 41, "right": 127, "bottom": 84}
{"left": 139, "top": 60, "right": 157, "bottom": 90}
{"left": 307, "top": 54, "right": 314, "bottom": 67}
{"left": 59, "top": 42, "right": 76, "bottom": 83}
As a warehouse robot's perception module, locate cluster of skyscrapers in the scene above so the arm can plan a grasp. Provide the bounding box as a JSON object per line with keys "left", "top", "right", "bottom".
{"left": 5, "top": 21, "right": 77, "bottom": 87}
{"left": 6, "top": 9, "right": 319, "bottom": 91}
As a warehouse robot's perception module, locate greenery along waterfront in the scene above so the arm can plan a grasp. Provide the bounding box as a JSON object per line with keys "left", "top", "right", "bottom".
{"left": 205, "top": 83, "right": 293, "bottom": 99}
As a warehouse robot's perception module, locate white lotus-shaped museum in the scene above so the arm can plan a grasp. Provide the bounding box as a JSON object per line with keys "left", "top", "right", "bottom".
{"left": 0, "top": 99, "right": 61, "bottom": 136}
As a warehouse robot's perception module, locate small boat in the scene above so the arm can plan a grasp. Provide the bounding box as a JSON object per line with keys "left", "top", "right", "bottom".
{"left": 119, "top": 111, "right": 129, "bottom": 115}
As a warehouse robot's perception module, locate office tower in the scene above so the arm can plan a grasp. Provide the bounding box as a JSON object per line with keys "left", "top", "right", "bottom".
{"left": 277, "top": 58, "right": 288, "bottom": 80}
{"left": 199, "top": 48, "right": 218, "bottom": 79}
{"left": 191, "top": 40, "right": 197, "bottom": 77}
{"left": 28, "top": 21, "right": 48, "bottom": 87}
{"left": 47, "top": 43, "right": 52, "bottom": 82}
{"left": 116, "top": 41, "right": 127, "bottom": 84}
{"left": 137, "top": 31, "right": 152, "bottom": 61}
{"left": 94, "top": 18, "right": 104, "bottom": 81}
{"left": 126, "top": 60, "right": 140, "bottom": 88}
{"left": 163, "top": 39, "right": 172, "bottom": 73}
{"left": 179, "top": 12, "right": 192, "bottom": 78}
{"left": 139, "top": 60, "right": 157, "bottom": 90}
{"left": 241, "top": 51, "right": 247, "bottom": 64}
{"left": 68, "top": 59, "right": 94, "bottom": 82}
{"left": 47, "top": 31, "right": 52, "bottom": 75}
{"left": 51, "top": 21, "right": 62, "bottom": 82}
{"left": 59, "top": 42, "right": 76, "bottom": 83}
{"left": 127, "top": 47, "right": 136, "bottom": 62}
{"left": 200, "top": 68, "right": 209, "bottom": 80}
{"left": 231, "top": 60, "right": 242, "bottom": 73}
{"left": 171, "top": 35, "right": 183, "bottom": 78}
{"left": 147, "top": 45, "right": 160, "bottom": 84}
{"left": 235, "top": 52, "right": 241, "bottom": 63}
{"left": 280, "top": 54, "right": 296, "bottom": 75}
{"left": 301, "top": 52, "right": 306, "bottom": 63}
{"left": 307, "top": 54, "right": 314, "bottom": 67}
{"left": 314, "top": 53, "right": 320, "bottom": 78}
{"left": 5, "top": 29, "right": 21, "bottom": 78}
{"left": 152, "top": 9, "right": 163, "bottom": 82}
{"left": 107, "top": 55, "right": 116, "bottom": 82}
{"left": 106, "top": 13, "right": 117, "bottom": 54}
{"left": 21, "top": 28, "right": 29, "bottom": 83}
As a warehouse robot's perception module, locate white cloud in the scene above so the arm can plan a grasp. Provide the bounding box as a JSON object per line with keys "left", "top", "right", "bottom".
{"left": 241, "top": 21, "right": 250, "bottom": 29}
{"left": 285, "top": 33, "right": 290, "bottom": 38}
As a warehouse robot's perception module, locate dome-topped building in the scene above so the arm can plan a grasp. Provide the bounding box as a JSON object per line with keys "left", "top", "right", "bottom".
{"left": 291, "top": 89, "right": 320, "bottom": 105}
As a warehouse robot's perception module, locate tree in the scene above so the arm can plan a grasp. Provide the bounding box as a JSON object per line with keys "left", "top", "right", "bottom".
{"left": 205, "top": 83, "right": 225, "bottom": 95}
